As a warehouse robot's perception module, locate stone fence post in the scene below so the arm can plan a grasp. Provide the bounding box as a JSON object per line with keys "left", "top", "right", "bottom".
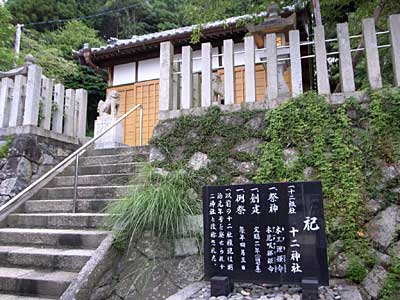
{"left": 159, "top": 41, "right": 174, "bottom": 112}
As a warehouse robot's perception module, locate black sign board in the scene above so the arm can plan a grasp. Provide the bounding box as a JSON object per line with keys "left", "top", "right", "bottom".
{"left": 202, "top": 181, "right": 329, "bottom": 286}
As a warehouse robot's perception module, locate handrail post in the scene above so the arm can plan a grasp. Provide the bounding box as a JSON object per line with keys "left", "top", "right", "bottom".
{"left": 139, "top": 107, "right": 143, "bottom": 146}
{"left": 72, "top": 155, "right": 79, "bottom": 213}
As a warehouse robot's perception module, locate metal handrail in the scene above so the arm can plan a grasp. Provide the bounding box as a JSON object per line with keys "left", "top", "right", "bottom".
{"left": 0, "top": 103, "right": 143, "bottom": 215}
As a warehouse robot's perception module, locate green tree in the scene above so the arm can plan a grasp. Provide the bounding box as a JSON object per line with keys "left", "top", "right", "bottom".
{"left": 0, "top": 6, "right": 15, "bottom": 70}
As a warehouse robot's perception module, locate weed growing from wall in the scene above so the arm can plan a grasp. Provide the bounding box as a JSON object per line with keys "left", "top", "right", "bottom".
{"left": 106, "top": 165, "right": 203, "bottom": 251}
{"left": 0, "top": 135, "right": 12, "bottom": 158}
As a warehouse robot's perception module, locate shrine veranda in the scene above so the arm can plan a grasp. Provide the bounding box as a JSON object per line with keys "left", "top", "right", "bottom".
{"left": 202, "top": 181, "right": 329, "bottom": 286}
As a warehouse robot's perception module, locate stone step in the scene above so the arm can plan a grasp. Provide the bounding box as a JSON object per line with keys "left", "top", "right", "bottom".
{"left": 61, "top": 162, "right": 146, "bottom": 176}
{"left": 48, "top": 173, "right": 137, "bottom": 187}
{"left": 24, "top": 199, "right": 116, "bottom": 213}
{"left": 78, "top": 153, "right": 148, "bottom": 166}
{"left": 31, "top": 185, "right": 130, "bottom": 200}
{"left": 7, "top": 213, "right": 108, "bottom": 229}
{"left": 0, "top": 246, "right": 93, "bottom": 272}
{"left": 0, "top": 294, "right": 56, "bottom": 300}
{"left": 84, "top": 146, "right": 149, "bottom": 157}
{"left": 0, "top": 267, "right": 77, "bottom": 297}
{"left": 0, "top": 228, "right": 108, "bottom": 249}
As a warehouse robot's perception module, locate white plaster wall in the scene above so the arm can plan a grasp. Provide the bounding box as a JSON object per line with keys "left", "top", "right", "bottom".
{"left": 138, "top": 58, "right": 160, "bottom": 81}
{"left": 113, "top": 62, "right": 136, "bottom": 86}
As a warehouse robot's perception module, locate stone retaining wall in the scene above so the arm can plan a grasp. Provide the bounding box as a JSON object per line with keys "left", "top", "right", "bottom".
{"left": 0, "top": 131, "right": 79, "bottom": 206}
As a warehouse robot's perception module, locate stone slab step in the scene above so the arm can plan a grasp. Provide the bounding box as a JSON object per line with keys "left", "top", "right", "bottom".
{"left": 61, "top": 162, "right": 146, "bottom": 176}
{"left": 31, "top": 185, "right": 130, "bottom": 200}
{"left": 78, "top": 153, "right": 148, "bottom": 166}
{"left": 0, "top": 294, "right": 55, "bottom": 300}
{"left": 47, "top": 173, "right": 137, "bottom": 187}
{"left": 0, "top": 228, "right": 108, "bottom": 249}
{"left": 0, "top": 267, "right": 77, "bottom": 297}
{"left": 0, "top": 246, "right": 93, "bottom": 272}
{"left": 84, "top": 146, "right": 149, "bottom": 157}
{"left": 7, "top": 213, "right": 108, "bottom": 229}
{"left": 24, "top": 199, "right": 116, "bottom": 213}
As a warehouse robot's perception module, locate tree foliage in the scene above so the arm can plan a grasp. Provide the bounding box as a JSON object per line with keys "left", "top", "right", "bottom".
{"left": 0, "top": 6, "right": 15, "bottom": 70}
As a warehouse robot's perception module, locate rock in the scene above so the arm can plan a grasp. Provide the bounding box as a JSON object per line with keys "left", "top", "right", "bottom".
{"left": 152, "top": 120, "right": 176, "bottom": 139}
{"left": 244, "top": 113, "right": 265, "bottom": 131}
{"left": 328, "top": 240, "right": 344, "bottom": 261}
{"left": 188, "top": 152, "right": 210, "bottom": 171}
{"left": 303, "top": 167, "right": 315, "bottom": 180}
{"left": 149, "top": 147, "right": 166, "bottom": 163}
{"left": 381, "top": 164, "right": 399, "bottom": 183}
{"left": 228, "top": 159, "right": 257, "bottom": 174}
{"left": 362, "top": 265, "right": 388, "bottom": 299}
{"left": 16, "top": 157, "right": 32, "bottom": 182}
{"left": 0, "top": 177, "right": 25, "bottom": 197}
{"left": 330, "top": 253, "right": 349, "bottom": 278}
{"left": 208, "top": 174, "right": 218, "bottom": 183}
{"left": 233, "top": 138, "right": 262, "bottom": 155}
{"left": 392, "top": 240, "right": 400, "bottom": 258}
{"left": 133, "top": 235, "right": 172, "bottom": 259}
{"left": 168, "top": 256, "right": 203, "bottom": 287}
{"left": 374, "top": 250, "right": 391, "bottom": 268}
{"left": 42, "top": 153, "right": 56, "bottom": 165}
{"left": 223, "top": 114, "right": 244, "bottom": 126}
{"left": 365, "top": 198, "right": 382, "bottom": 215}
{"left": 337, "top": 284, "right": 362, "bottom": 300}
{"left": 232, "top": 175, "right": 251, "bottom": 184}
{"left": 155, "top": 168, "right": 169, "bottom": 176}
{"left": 283, "top": 148, "right": 299, "bottom": 166}
{"left": 366, "top": 205, "right": 400, "bottom": 251}
{"left": 8, "top": 136, "right": 42, "bottom": 163}
{"left": 174, "top": 238, "right": 199, "bottom": 257}
{"left": 90, "top": 284, "right": 113, "bottom": 300}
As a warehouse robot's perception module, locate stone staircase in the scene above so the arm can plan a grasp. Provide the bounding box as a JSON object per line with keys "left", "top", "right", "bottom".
{"left": 0, "top": 146, "right": 148, "bottom": 299}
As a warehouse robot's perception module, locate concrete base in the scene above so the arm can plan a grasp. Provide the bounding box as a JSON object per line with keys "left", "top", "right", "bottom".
{"left": 0, "top": 125, "right": 80, "bottom": 145}
{"left": 158, "top": 91, "right": 369, "bottom": 121}
{"left": 94, "top": 116, "right": 124, "bottom": 149}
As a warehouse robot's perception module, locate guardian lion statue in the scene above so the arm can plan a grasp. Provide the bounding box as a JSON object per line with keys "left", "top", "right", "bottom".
{"left": 212, "top": 73, "right": 224, "bottom": 104}
{"left": 98, "top": 90, "right": 120, "bottom": 118}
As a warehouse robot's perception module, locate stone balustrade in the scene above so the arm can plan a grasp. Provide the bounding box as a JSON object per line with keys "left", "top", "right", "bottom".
{"left": 159, "top": 14, "right": 400, "bottom": 117}
{"left": 0, "top": 59, "right": 88, "bottom": 140}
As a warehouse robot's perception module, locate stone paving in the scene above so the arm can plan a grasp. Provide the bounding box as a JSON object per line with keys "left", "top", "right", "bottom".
{"left": 186, "top": 282, "right": 341, "bottom": 300}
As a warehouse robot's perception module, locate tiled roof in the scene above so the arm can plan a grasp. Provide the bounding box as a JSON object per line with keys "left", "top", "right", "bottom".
{"left": 89, "top": 12, "right": 272, "bottom": 54}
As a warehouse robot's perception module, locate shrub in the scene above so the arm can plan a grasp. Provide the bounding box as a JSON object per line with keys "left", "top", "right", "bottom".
{"left": 381, "top": 256, "right": 400, "bottom": 300}
{"left": 106, "top": 165, "right": 202, "bottom": 251}
{"left": 346, "top": 255, "right": 368, "bottom": 284}
{"left": 0, "top": 135, "right": 12, "bottom": 158}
